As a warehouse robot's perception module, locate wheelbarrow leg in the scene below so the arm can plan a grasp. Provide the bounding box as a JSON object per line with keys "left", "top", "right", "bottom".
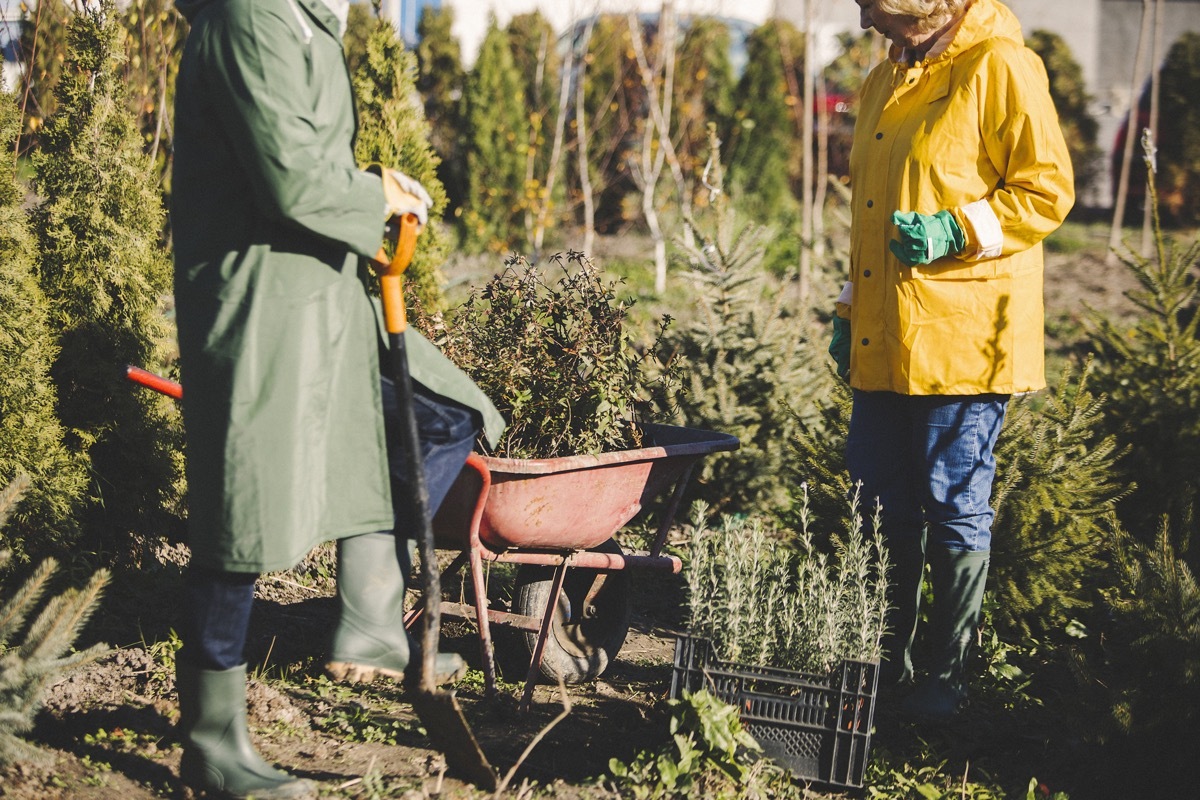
{"left": 650, "top": 462, "right": 695, "bottom": 557}
{"left": 468, "top": 540, "right": 499, "bottom": 697}
{"left": 404, "top": 550, "right": 468, "bottom": 631}
{"left": 519, "top": 560, "right": 569, "bottom": 711}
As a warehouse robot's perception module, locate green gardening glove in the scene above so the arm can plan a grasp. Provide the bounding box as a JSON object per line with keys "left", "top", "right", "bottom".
{"left": 889, "top": 209, "right": 966, "bottom": 266}
{"left": 829, "top": 315, "right": 851, "bottom": 380}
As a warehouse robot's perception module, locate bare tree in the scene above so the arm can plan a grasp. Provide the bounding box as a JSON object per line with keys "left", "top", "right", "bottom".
{"left": 573, "top": 16, "right": 597, "bottom": 254}
{"left": 1108, "top": 0, "right": 1152, "bottom": 266}
{"left": 627, "top": 1, "right": 693, "bottom": 293}
{"left": 1140, "top": 0, "right": 1165, "bottom": 255}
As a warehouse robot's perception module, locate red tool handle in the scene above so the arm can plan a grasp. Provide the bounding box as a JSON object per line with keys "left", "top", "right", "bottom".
{"left": 125, "top": 365, "right": 183, "bottom": 400}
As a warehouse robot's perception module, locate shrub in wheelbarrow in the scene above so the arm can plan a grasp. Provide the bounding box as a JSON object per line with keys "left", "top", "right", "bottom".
{"left": 414, "top": 253, "right": 706, "bottom": 687}
{"left": 672, "top": 490, "right": 889, "bottom": 790}
{"left": 418, "top": 250, "right": 681, "bottom": 460}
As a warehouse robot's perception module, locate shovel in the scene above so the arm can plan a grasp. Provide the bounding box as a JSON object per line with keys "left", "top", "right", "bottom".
{"left": 375, "top": 213, "right": 498, "bottom": 791}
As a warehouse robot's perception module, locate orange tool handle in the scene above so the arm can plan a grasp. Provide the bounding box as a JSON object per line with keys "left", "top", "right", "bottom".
{"left": 374, "top": 213, "right": 420, "bottom": 335}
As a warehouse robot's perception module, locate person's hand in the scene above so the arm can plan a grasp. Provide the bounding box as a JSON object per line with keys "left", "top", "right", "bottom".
{"left": 829, "top": 315, "right": 851, "bottom": 380}
{"left": 889, "top": 209, "right": 965, "bottom": 266}
{"left": 379, "top": 167, "right": 432, "bottom": 227}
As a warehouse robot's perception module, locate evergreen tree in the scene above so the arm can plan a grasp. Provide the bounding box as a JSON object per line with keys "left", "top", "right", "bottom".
{"left": 672, "top": 17, "right": 735, "bottom": 184}
{"left": 460, "top": 18, "right": 526, "bottom": 251}
{"left": 415, "top": 5, "right": 466, "bottom": 213}
{"left": 1087, "top": 149, "right": 1200, "bottom": 561}
{"left": 989, "top": 359, "right": 1128, "bottom": 638}
{"left": 507, "top": 11, "right": 563, "bottom": 248}
{"left": 342, "top": 1, "right": 375, "bottom": 75}
{"left": 0, "top": 93, "right": 86, "bottom": 568}
{"left": 664, "top": 128, "right": 821, "bottom": 518}
{"left": 1027, "top": 30, "right": 1101, "bottom": 201}
{"left": 1157, "top": 32, "right": 1200, "bottom": 225}
{"left": 727, "top": 19, "right": 805, "bottom": 218}
{"left": 0, "top": 480, "right": 110, "bottom": 768}
{"left": 351, "top": 15, "right": 449, "bottom": 312}
{"left": 29, "top": 1, "right": 183, "bottom": 562}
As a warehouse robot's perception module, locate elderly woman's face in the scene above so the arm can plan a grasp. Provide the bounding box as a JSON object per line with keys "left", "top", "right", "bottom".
{"left": 855, "top": 0, "right": 930, "bottom": 49}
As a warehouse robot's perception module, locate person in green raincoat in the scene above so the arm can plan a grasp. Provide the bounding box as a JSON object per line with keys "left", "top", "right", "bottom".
{"left": 829, "top": 0, "right": 1073, "bottom": 722}
{"left": 171, "top": 0, "right": 503, "bottom": 796}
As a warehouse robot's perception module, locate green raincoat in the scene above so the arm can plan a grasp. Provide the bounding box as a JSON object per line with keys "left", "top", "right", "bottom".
{"left": 172, "top": 0, "right": 502, "bottom": 573}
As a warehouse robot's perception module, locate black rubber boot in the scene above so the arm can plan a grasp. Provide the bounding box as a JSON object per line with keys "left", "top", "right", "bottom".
{"left": 901, "top": 548, "right": 990, "bottom": 722}
{"left": 326, "top": 532, "right": 465, "bottom": 685}
{"left": 176, "top": 662, "right": 316, "bottom": 799}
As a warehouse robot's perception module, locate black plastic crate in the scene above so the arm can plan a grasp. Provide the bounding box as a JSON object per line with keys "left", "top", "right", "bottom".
{"left": 669, "top": 635, "right": 878, "bottom": 791}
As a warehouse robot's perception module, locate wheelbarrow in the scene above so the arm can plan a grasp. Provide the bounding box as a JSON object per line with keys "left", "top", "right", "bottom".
{"left": 421, "top": 423, "right": 739, "bottom": 709}
{"left": 124, "top": 366, "right": 739, "bottom": 708}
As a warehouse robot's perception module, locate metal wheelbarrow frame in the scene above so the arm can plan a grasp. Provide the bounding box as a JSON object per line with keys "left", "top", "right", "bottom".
{"left": 418, "top": 423, "right": 739, "bottom": 709}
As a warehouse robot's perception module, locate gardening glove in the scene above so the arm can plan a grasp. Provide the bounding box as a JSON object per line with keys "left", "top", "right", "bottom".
{"left": 369, "top": 165, "right": 432, "bottom": 228}
{"left": 889, "top": 209, "right": 966, "bottom": 266}
{"left": 829, "top": 315, "right": 851, "bottom": 380}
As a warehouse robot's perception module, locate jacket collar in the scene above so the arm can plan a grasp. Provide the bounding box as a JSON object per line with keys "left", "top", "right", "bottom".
{"left": 889, "top": 0, "right": 1024, "bottom": 66}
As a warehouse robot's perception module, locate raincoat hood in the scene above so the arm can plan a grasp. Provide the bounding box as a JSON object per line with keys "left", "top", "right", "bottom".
{"left": 890, "top": 0, "right": 1024, "bottom": 65}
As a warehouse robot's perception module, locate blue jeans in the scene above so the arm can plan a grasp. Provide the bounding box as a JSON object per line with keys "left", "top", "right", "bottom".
{"left": 846, "top": 390, "right": 1008, "bottom": 553}
{"left": 380, "top": 376, "right": 480, "bottom": 531}
{"left": 182, "top": 380, "right": 481, "bottom": 671}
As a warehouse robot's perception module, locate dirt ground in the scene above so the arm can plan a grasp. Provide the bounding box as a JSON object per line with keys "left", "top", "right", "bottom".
{"left": 1, "top": 533, "right": 694, "bottom": 800}
{"left": 0, "top": 220, "right": 1166, "bottom": 799}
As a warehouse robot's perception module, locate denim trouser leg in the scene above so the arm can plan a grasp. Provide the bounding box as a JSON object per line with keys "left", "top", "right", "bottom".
{"left": 380, "top": 376, "right": 482, "bottom": 534}
{"left": 847, "top": 390, "right": 1008, "bottom": 553}
{"left": 179, "top": 569, "right": 258, "bottom": 671}
{"left": 848, "top": 390, "right": 1008, "bottom": 682}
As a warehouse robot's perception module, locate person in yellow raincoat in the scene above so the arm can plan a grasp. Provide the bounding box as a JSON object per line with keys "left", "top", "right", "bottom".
{"left": 830, "top": 0, "right": 1074, "bottom": 721}
{"left": 171, "top": 0, "right": 503, "bottom": 796}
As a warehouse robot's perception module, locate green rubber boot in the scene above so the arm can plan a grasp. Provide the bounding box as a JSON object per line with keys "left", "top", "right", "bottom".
{"left": 176, "top": 662, "right": 316, "bottom": 799}
{"left": 326, "top": 532, "right": 465, "bottom": 685}
{"left": 880, "top": 532, "right": 926, "bottom": 686}
{"left": 901, "top": 548, "right": 990, "bottom": 722}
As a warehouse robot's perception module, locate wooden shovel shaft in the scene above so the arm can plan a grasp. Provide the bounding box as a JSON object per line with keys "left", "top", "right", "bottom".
{"left": 378, "top": 214, "right": 441, "bottom": 691}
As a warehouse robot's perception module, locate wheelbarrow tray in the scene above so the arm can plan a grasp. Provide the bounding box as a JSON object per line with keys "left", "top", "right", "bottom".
{"left": 432, "top": 423, "right": 738, "bottom": 552}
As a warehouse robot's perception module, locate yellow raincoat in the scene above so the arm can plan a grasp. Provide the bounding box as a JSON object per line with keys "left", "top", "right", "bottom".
{"left": 847, "top": 0, "right": 1074, "bottom": 395}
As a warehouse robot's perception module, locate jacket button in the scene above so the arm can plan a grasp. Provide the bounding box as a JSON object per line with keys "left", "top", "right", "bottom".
{"left": 866, "top": 200, "right": 873, "bottom": 208}
{"left": 861, "top": 338, "right": 870, "bottom": 346}
{"left": 875, "top": 132, "right": 883, "bottom": 140}
{"left": 864, "top": 269, "right": 872, "bottom": 277}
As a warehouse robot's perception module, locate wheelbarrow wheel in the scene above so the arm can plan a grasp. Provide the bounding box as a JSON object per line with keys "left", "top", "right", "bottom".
{"left": 509, "top": 539, "right": 631, "bottom": 685}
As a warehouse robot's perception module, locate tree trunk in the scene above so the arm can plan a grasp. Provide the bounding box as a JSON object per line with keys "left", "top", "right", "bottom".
{"left": 1108, "top": 0, "right": 1152, "bottom": 267}
{"left": 1140, "top": 0, "right": 1164, "bottom": 256}
{"left": 574, "top": 18, "right": 596, "bottom": 255}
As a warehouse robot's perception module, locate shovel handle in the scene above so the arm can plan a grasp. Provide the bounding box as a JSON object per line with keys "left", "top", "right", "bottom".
{"left": 375, "top": 213, "right": 420, "bottom": 334}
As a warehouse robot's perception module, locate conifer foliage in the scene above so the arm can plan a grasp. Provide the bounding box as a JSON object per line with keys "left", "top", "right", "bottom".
{"left": 0, "top": 92, "right": 86, "bottom": 566}
{"left": 0, "top": 476, "right": 110, "bottom": 767}
{"left": 664, "top": 129, "right": 823, "bottom": 517}
{"left": 415, "top": 6, "right": 466, "bottom": 211}
{"left": 1087, "top": 144, "right": 1200, "bottom": 561}
{"left": 461, "top": 18, "right": 526, "bottom": 251}
{"left": 29, "top": 1, "right": 182, "bottom": 557}
{"left": 352, "top": 14, "right": 451, "bottom": 313}
{"left": 988, "top": 360, "right": 1128, "bottom": 638}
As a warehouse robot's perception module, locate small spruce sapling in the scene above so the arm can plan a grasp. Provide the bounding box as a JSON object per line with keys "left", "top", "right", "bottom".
{"left": 0, "top": 476, "right": 111, "bottom": 767}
